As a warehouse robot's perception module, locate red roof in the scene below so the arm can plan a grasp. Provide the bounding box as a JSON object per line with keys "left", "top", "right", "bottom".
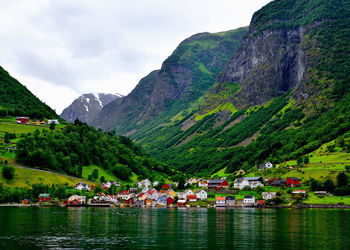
{"left": 138, "top": 193, "right": 145, "bottom": 197}
{"left": 216, "top": 197, "right": 226, "bottom": 201}
{"left": 148, "top": 190, "right": 155, "bottom": 195}
{"left": 187, "top": 195, "right": 197, "bottom": 200}
{"left": 121, "top": 190, "right": 129, "bottom": 194}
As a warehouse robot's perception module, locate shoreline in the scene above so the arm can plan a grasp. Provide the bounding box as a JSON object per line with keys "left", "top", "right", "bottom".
{"left": 1, "top": 203, "right": 350, "bottom": 209}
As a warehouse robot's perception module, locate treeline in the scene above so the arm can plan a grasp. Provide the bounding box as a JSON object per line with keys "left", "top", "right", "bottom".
{"left": 15, "top": 121, "right": 171, "bottom": 180}
{"left": 309, "top": 172, "right": 350, "bottom": 196}
{"left": 0, "top": 66, "right": 58, "bottom": 119}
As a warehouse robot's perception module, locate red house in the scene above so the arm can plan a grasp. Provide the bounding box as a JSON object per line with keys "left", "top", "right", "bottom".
{"left": 287, "top": 177, "right": 301, "bottom": 187}
{"left": 177, "top": 200, "right": 187, "bottom": 207}
{"left": 167, "top": 197, "right": 174, "bottom": 205}
{"left": 163, "top": 184, "right": 171, "bottom": 189}
{"left": 22, "top": 199, "right": 30, "bottom": 204}
{"left": 126, "top": 198, "right": 134, "bottom": 206}
{"left": 208, "top": 180, "right": 229, "bottom": 189}
{"left": 16, "top": 117, "right": 30, "bottom": 124}
{"left": 256, "top": 200, "right": 265, "bottom": 207}
{"left": 38, "top": 193, "right": 51, "bottom": 203}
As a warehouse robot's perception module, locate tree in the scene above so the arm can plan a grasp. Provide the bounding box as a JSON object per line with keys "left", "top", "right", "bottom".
{"left": 323, "top": 179, "right": 335, "bottom": 193}
{"left": 49, "top": 123, "right": 56, "bottom": 131}
{"left": 345, "top": 165, "right": 350, "bottom": 172}
{"left": 94, "top": 185, "right": 103, "bottom": 194}
{"left": 100, "top": 176, "right": 105, "bottom": 182}
{"left": 304, "top": 156, "right": 309, "bottom": 164}
{"left": 336, "top": 172, "right": 348, "bottom": 187}
{"left": 297, "top": 157, "right": 303, "bottom": 165}
{"left": 2, "top": 166, "right": 15, "bottom": 180}
{"left": 91, "top": 169, "right": 99, "bottom": 180}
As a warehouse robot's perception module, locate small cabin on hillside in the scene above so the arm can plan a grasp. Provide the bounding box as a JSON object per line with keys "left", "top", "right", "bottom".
{"left": 16, "top": 117, "right": 29, "bottom": 124}
{"left": 216, "top": 197, "right": 226, "bottom": 207}
{"left": 48, "top": 119, "right": 59, "bottom": 125}
{"left": 287, "top": 177, "right": 301, "bottom": 187}
{"left": 208, "top": 180, "right": 229, "bottom": 190}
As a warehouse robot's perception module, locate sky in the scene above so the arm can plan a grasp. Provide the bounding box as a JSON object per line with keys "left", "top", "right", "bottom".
{"left": 0, "top": 0, "right": 271, "bottom": 114}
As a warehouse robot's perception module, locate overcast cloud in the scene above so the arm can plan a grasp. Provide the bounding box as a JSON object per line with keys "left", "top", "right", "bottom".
{"left": 0, "top": 0, "right": 271, "bottom": 113}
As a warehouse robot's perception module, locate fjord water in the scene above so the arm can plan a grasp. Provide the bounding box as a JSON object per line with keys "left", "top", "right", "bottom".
{"left": 0, "top": 207, "right": 350, "bottom": 249}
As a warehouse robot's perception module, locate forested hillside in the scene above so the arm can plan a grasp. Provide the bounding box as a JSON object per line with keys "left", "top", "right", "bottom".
{"left": 15, "top": 121, "right": 172, "bottom": 181}
{"left": 0, "top": 66, "right": 58, "bottom": 119}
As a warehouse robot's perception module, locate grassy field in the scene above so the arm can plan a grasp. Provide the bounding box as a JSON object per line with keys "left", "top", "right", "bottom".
{"left": 305, "top": 192, "right": 350, "bottom": 205}
{"left": 82, "top": 165, "right": 118, "bottom": 182}
{"left": 0, "top": 121, "right": 48, "bottom": 134}
{"left": 0, "top": 165, "right": 96, "bottom": 188}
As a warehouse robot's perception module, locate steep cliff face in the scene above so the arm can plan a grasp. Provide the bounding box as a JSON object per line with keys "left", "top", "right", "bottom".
{"left": 216, "top": 0, "right": 349, "bottom": 109}
{"left": 92, "top": 28, "right": 248, "bottom": 132}
{"left": 60, "top": 93, "right": 123, "bottom": 124}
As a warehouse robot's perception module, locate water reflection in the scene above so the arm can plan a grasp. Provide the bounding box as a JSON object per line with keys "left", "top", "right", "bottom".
{"left": 0, "top": 207, "right": 350, "bottom": 249}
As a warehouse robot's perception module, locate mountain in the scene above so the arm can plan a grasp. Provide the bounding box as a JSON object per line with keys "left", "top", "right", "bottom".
{"left": 95, "top": 0, "right": 350, "bottom": 176}
{"left": 0, "top": 66, "right": 58, "bottom": 119}
{"left": 60, "top": 93, "right": 123, "bottom": 124}
{"left": 92, "top": 28, "right": 248, "bottom": 132}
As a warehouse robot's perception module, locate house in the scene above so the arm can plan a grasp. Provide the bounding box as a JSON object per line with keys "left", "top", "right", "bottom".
{"left": 256, "top": 200, "right": 266, "bottom": 207}
{"left": 216, "top": 197, "right": 226, "bottom": 207}
{"left": 262, "top": 192, "right": 276, "bottom": 200}
{"left": 292, "top": 190, "right": 307, "bottom": 197}
{"left": 187, "top": 178, "right": 198, "bottom": 185}
{"left": 287, "top": 177, "right": 301, "bottom": 187}
{"left": 271, "top": 179, "right": 287, "bottom": 187}
{"left": 234, "top": 177, "right": 264, "bottom": 190}
{"left": 157, "top": 196, "right": 168, "bottom": 206}
{"left": 74, "top": 182, "right": 91, "bottom": 191}
{"left": 163, "top": 184, "right": 172, "bottom": 189}
{"left": 138, "top": 193, "right": 148, "bottom": 201}
{"left": 118, "top": 191, "right": 131, "bottom": 200}
{"left": 198, "top": 180, "right": 208, "bottom": 187}
{"left": 94, "top": 193, "right": 112, "bottom": 202}
{"left": 153, "top": 181, "right": 159, "bottom": 187}
{"left": 68, "top": 195, "right": 86, "bottom": 204}
{"left": 126, "top": 198, "right": 135, "bottom": 206}
{"left": 31, "top": 120, "right": 45, "bottom": 126}
{"left": 196, "top": 190, "right": 207, "bottom": 200}
{"left": 167, "top": 189, "right": 176, "bottom": 198}
{"left": 226, "top": 196, "right": 236, "bottom": 206}
{"left": 38, "top": 193, "right": 51, "bottom": 203}
{"left": 22, "top": 199, "right": 30, "bottom": 204}
{"left": 177, "top": 192, "right": 187, "bottom": 200}
{"left": 243, "top": 196, "right": 255, "bottom": 205}
{"left": 268, "top": 178, "right": 281, "bottom": 185}
{"left": 138, "top": 179, "right": 151, "bottom": 189}
{"left": 103, "top": 181, "right": 120, "bottom": 188}
{"left": 184, "top": 189, "right": 195, "bottom": 196}
{"left": 187, "top": 195, "right": 197, "bottom": 202}
{"left": 314, "top": 191, "right": 327, "bottom": 196}
{"left": 16, "top": 117, "right": 29, "bottom": 124}
{"left": 177, "top": 200, "right": 187, "bottom": 207}
{"left": 236, "top": 169, "right": 246, "bottom": 176}
{"left": 167, "top": 197, "right": 174, "bottom": 205}
{"left": 258, "top": 162, "right": 274, "bottom": 170}
{"left": 129, "top": 188, "right": 138, "bottom": 193}
{"left": 147, "top": 189, "right": 159, "bottom": 200}
{"left": 48, "top": 119, "right": 59, "bottom": 125}
{"left": 102, "top": 185, "right": 109, "bottom": 190}
{"left": 145, "top": 198, "right": 153, "bottom": 206}
{"left": 208, "top": 180, "right": 229, "bottom": 189}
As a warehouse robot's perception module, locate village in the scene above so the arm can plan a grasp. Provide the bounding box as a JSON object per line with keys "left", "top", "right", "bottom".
{"left": 23, "top": 162, "right": 319, "bottom": 209}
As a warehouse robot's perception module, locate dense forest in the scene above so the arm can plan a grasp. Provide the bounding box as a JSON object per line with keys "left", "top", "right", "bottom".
{"left": 15, "top": 121, "right": 172, "bottom": 180}
{"left": 0, "top": 66, "right": 58, "bottom": 119}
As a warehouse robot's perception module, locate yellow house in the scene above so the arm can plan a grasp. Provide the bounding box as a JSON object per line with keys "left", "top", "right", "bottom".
{"left": 168, "top": 189, "right": 176, "bottom": 199}
{"left": 31, "top": 120, "right": 45, "bottom": 126}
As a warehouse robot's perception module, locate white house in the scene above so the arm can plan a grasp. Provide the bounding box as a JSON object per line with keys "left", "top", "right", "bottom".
{"left": 184, "top": 189, "right": 195, "bottom": 196}
{"left": 187, "top": 178, "right": 198, "bottom": 185}
{"left": 74, "top": 182, "right": 91, "bottom": 191}
{"left": 234, "top": 177, "right": 264, "bottom": 190}
{"left": 216, "top": 197, "right": 226, "bottom": 207}
{"left": 48, "top": 119, "right": 59, "bottom": 125}
{"left": 198, "top": 180, "right": 208, "bottom": 187}
{"left": 177, "top": 192, "right": 187, "bottom": 200}
{"left": 258, "top": 162, "right": 274, "bottom": 170}
{"left": 196, "top": 190, "right": 207, "bottom": 200}
{"left": 118, "top": 191, "right": 132, "bottom": 200}
{"left": 68, "top": 195, "right": 86, "bottom": 204}
{"left": 243, "top": 196, "right": 255, "bottom": 205}
{"left": 138, "top": 179, "right": 151, "bottom": 189}
{"left": 147, "top": 189, "right": 159, "bottom": 200}
{"left": 262, "top": 192, "right": 276, "bottom": 200}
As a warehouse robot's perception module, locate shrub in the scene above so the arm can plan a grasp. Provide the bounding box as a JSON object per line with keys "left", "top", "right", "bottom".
{"left": 2, "top": 166, "right": 15, "bottom": 180}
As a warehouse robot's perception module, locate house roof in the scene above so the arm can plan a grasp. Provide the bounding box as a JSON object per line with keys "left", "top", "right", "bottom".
{"left": 292, "top": 190, "right": 306, "bottom": 193}
{"left": 177, "top": 200, "right": 187, "bottom": 203}
{"left": 38, "top": 193, "right": 50, "bottom": 198}
{"left": 187, "top": 195, "right": 197, "bottom": 199}
{"left": 208, "top": 180, "right": 224, "bottom": 184}
{"left": 216, "top": 197, "right": 226, "bottom": 201}
{"left": 226, "top": 196, "right": 236, "bottom": 200}
{"left": 244, "top": 196, "right": 254, "bottom": 199}
{"left": 245, "top": 177, "right": 263, "bottom": 181}
{"left": 288, "top": 177, "right": 301, "bottom": 181}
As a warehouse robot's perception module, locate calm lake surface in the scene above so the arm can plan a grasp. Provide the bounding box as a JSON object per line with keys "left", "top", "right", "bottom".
{"left": 0, "top": 207, "right": 350, "bottom": 249}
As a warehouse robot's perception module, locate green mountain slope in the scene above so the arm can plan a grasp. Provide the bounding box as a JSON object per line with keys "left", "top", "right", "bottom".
{"left": 125, "top": 0, "right": 350, "bottom": 176}
{"left": 92, "top": 28, "right": 248, "bottom": 133}
{"left": 0, "top": 66, "right": 58, "bottom": 119}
